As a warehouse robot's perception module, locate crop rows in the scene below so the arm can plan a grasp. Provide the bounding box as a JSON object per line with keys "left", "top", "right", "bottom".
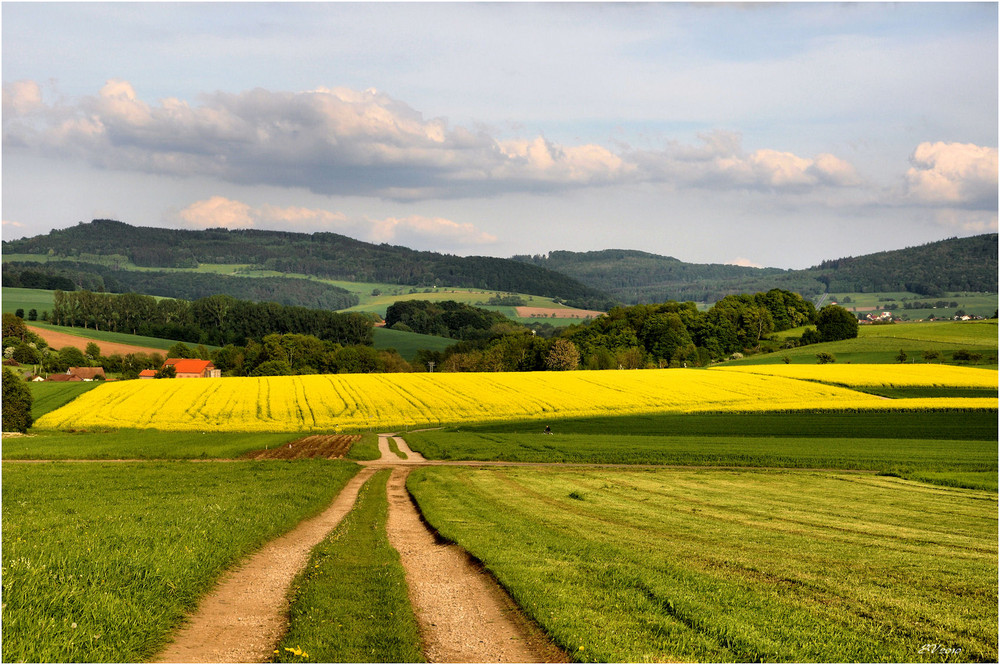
{"left": 34, "top": 367, "right": 998, "bottom": 433}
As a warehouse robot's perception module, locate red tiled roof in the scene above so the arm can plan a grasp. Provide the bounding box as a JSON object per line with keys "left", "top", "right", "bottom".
{"left": 138, "top": 369, "right": 157, "bottom": 377}
{"left": 68, "top": 367, "right": 106, "bottom": 380}
{"left": 164, "top": 358, "right": 214, "bottom": 374}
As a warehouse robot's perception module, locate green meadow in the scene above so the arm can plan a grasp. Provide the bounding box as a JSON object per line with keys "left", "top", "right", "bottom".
{"left": 409, "top": 466, "right": 997, "bottom": 663}
{"left": 1, "top": 430, "right": 300, "bottom": 460}
{"left": 742, "top": 320, "right": 998, "bottom": 366}
{"left": 1, "top": 460, "right": 359, "bottom": 663}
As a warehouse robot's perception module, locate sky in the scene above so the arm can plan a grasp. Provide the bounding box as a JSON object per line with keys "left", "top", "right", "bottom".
{"left": 2, "top": 2, "right": 997, "bottom": 269}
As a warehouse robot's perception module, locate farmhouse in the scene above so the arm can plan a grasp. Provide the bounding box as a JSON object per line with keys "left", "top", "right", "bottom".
{"left": 68, "top": 367, "right": 106, "bottom": 381}
{"left": 163, "top": 358, "right": 221, "bottom": 378}
{"left": 138, "top": 369, "right": 157, "bottom": 379}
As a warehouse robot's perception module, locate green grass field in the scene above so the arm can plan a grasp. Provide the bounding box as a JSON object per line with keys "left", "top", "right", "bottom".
{"left": 408, "top": 466, "right": 997, "bottom": 662}
{"left": 828, "top": 290, "right": 997, "bottom": 319}
{"left": 28, "top": 382, "right": 103, "bottom": 421}
{"left": 277, "top": 470, "right": 424, "bottom": 663}
{"left": 742, "top": 320, "right": 998, "bottom": 366}
{"left": 373, "top": 326, "right": 455, "bottom": 360}
{"left": 1, "top": 460, "right": 359, "bottom": 663}
{"left": 1, "top": 430, "right": 301, "bottom": 460}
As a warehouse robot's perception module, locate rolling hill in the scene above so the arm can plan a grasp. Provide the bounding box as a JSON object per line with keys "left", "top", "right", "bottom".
{"left": 514, "top": 234, "right": 998, "bottom": 304}
{"left": 1, "top": 220, "right": 616, "bottom": 310}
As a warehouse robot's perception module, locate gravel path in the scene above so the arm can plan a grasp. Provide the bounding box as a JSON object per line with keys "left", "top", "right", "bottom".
{"left": 152, "top": 467, "right": 375, "bottom": 663}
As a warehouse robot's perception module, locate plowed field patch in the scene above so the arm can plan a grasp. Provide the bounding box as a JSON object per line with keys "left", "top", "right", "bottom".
{"left": 242, "top": 435, "right": 360, "bottom": 460}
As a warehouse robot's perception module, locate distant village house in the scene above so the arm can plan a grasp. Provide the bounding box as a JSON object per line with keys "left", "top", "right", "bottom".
{"left": 163, "top": 358, "right": 221, "bottom": 378}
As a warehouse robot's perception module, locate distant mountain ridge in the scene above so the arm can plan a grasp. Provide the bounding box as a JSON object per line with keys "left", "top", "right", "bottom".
{"left": 514, "top": 234, "right": 998, "bottom": 303}
{"left": 2, "top": 220, "right": 616, "bottom": 310}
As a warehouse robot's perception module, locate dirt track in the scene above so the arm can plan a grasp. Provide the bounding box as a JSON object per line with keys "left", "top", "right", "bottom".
{"left": 27, "top": 325, "right": 165, "bottom": 357}
{"left": 151, "top": 434, "right": 565, "bottom": 663}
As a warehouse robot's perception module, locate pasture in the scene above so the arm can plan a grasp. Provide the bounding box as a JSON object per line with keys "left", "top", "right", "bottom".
{"left": 28, "top": 382, "right": 102, "bottom": 421}
{"left": 1, "top": 460, "right": 359, "bottom": 663}
{"left": 408, "top": 466, "right": 997, "bottom": 663}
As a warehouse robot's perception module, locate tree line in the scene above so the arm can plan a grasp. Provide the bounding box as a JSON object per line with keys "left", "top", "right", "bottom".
{"left": 49, "top": 290, "right": 373, "bottom": 347}
{"left": 2, "top": 261, "right": 358, "bottom": 310}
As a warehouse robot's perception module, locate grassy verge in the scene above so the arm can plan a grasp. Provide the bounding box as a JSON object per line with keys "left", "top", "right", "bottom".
{"left": 277, "top": 470, "right": 424, "bottom": 663}
{"left": 345, "top": 432, "right": 381, "bottom": 461}
{"left": 405, "top": 431, "right": 997, "bottom": 490}
{"left": 29, "top": 382, "right": 102, "bottom": 421}
{"left": 1, "top": 460, "right": 359, "bottom": 663}
{"left": 1, "top": 430, "right": 301, "bottom": 460}
{"left": 408, "top": 466, "right": 998, "bottom": 663}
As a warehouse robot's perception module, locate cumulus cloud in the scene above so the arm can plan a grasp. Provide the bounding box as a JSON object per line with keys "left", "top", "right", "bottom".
{"left": 632, "top": 130, "right": 862, "bottom": 192}
{"left": 4, "top": 80, "right": 866, "bottom": 201}
{"left": 725, "top": 257, "right": 764, "bottom": 268}
{"left": 932, "top": 209, "right": 998, "bottom": 233}
{"left": 904, "top": 142, "right": 998, "bottom": 209}
{"left": 369, "top": 215, "right": 497, "bottom": 245}
{"left": 2, "top": 80, "right": 43, "bottom": 117}
{"left": 172, "top": 196, "right": 495, "bottom": 246}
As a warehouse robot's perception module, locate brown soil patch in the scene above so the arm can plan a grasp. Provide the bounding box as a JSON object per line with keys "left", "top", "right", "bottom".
{"left": 153, "top": 467, "right": 376, "bottom": 664}
{"left": 27, "top": 325, "right": 165, "bottom": 357}
{"left": 241, "top": 434, "right": 360, "bottom": 460}
{"left": 515, "top": 306, "right": 604, "bottom": 319}
{"left": 385, "top": 466, "right": 567, "bottom": 663}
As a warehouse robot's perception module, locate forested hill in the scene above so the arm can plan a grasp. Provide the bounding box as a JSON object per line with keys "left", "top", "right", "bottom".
{"left": 2, "top": 220, "right": 616, "bottom": 310}
{"left": 514, "top": 234, "right": 998, "bottom": 303}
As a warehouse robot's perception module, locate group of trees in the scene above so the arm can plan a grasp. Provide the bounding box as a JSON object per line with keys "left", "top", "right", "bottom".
{"left": 384, "top": 300, "right": 513, "bottom": 341}
{"left": 49, "top": 291, "right": 373, "bottom": 347}
{"left": 409, "top": 289, "right": 854, "bottom": 372}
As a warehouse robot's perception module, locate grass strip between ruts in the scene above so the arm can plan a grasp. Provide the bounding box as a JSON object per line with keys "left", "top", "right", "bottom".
{"left": 276, "top": 469, "right": 424, "bottom": 663}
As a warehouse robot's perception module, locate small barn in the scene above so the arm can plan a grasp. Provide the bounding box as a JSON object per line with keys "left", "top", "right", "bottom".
{"left": 163, "top": 358, "right": 221, "bottom": 378}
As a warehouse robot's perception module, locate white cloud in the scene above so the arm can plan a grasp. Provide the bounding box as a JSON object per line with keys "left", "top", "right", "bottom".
{"left": 632, "top": 130, "right": 862, "bottom": 192}
{"left": 369, "top": 215, "right": 497, "bottom": 245}
{"left": 904, "top": 142, "right": 998, "bottom": 209}
{"left": 172, "top": 197, "right": 495, "bottom": 246}
{"left": 4, "top": 80, "right": 864, "bottom": 201}
{"left": 2, "top": 80, "right": 43, "bottom": 116}
{"left": 932, "top": 209, "right": 998, "bottom": 233}
{"left": 2, "top": 219, "right": 26, "bottom": 229}
{"left": 725, "top": 257, "right": 764, "bottom": 268}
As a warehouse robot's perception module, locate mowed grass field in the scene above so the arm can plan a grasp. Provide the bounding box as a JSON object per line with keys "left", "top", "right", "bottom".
{"left": 1, "top": 460, "right": 359, "bottom": 663}
{"left": 409, "top": 466, "right": 997, "bottom": 663}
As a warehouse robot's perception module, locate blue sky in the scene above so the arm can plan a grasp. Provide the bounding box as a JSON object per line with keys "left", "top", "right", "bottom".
{"left": 2, "top": 2, "right": 997, "bottom": 268}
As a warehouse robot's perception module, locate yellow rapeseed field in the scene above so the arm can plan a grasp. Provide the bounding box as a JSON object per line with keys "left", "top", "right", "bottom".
{"left": 33, "top": 368, "right": 998, "bottom": 433}
{"left": 713, "top": 363, "right": 999, "bottom": 389}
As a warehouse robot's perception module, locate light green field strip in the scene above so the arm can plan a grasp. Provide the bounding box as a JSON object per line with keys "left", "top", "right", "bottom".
{"left": 409, "top": 466, "right": 998, "bottom": 663}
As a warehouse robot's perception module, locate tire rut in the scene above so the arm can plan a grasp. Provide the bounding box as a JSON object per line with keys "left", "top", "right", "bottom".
{"left": 385, "top": 465, "right": 567, "bottom": 663}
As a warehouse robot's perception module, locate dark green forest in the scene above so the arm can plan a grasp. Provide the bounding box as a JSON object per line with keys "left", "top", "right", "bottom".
{"left": 2, "top": 220, "right": 615, "bottom": 310}
{"left": 515, "top": 234, "right": 998, "bottom": 303}
{"left": 47, "top": 290, "right": 372, "bottom": 347}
